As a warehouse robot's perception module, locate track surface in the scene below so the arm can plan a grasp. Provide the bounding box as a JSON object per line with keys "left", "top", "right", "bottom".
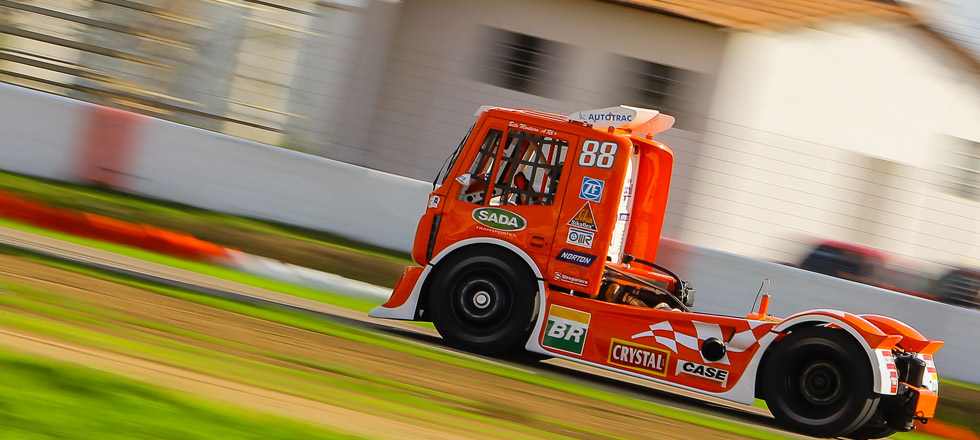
{"left": 0, "top": 226, "right": 808, "bottom": 439}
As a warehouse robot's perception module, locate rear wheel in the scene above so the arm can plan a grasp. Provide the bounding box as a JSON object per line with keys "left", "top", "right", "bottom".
{"left": 763, "top": 326, "right": 879, "bottom": 438}
{"left": 428, "top": 250, "right": 536, "bottom": 355}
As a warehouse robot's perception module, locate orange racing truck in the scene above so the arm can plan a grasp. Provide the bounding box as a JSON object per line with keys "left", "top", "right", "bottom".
{"left": 369, "top": 105, "right": 942, "bottom": 439}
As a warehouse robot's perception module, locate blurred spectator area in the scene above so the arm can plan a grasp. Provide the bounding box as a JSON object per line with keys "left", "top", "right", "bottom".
{"left": 0, "top": 0, "right": 318, "bottom": 144}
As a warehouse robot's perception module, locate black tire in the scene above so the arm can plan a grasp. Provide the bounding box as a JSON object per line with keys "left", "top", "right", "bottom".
{"left": 428, "top": 250, "right": 536, "bottom": 355}
{"left": 845, "top": 407, "right": 898, "bottom": 439}
{"left": 762, "top": 326, "right": 880, "bottom": 438}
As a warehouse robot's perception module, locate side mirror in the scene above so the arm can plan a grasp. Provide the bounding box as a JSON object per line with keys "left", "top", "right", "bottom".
{"left": 455, "top": 173, "right": 472, "bottom": 189}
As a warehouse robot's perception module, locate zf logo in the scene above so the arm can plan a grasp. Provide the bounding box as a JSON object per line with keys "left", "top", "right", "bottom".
{"left": 579, "top": 177, "right": 604, "bottom": 203}
{"left": 566, "top": 227, "right": 594, "bottom": 249}
{"left": 542, "top": 305, "right": 591, "bottom": 355}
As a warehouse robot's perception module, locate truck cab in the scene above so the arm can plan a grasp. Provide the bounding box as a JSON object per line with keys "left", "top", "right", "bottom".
{"left": 372, "top": 106, "right": 686, "bottom": 342}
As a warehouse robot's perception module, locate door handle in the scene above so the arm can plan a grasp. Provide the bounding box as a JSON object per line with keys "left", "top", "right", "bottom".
{"left": 530, "top": 235, "right": 547, "bottom": 248}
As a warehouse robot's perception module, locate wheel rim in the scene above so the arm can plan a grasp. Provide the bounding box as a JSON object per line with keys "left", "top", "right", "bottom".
{"left": 799, "top": 361, "right": 844, "bottom": 406}
{"left": 451, "top": 272, "right": 510, "bottom": 331}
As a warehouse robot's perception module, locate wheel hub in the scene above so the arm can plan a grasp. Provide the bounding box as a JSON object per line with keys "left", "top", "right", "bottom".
{"left": 799, "top": 361, "right": 843, "bottom": 405}
{"left": 454, "top": 278, "right": 506, "bottom": 325}
{"left": 473, "top": 291, "right": 491, "bottom": 309}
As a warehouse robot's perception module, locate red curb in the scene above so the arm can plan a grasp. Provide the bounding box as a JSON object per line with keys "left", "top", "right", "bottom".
{"left": 0, "top": 190, "right": 231, "bottom": 262}
{"left": 919, "top": 420, "right": 980, "bottom": 440}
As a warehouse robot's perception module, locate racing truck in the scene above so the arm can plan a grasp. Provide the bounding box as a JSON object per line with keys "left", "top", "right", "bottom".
{"left": 369, "top": 105, "right": 942, "bottom": 439}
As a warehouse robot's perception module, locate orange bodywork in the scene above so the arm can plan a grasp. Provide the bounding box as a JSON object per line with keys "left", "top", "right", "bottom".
{"left": 383, "top": 266, "right": 423, "bottom": 309}
{"left": 412, "top": 107, "right": 674, "bottom": 295}
{"left": 370, "top": 105, "right": 943, "bottom": 430}
{"left": 914, "top": 389, "right": 939, "bottom": 419}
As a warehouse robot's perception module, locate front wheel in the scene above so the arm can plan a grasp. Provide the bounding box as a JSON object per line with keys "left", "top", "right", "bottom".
{"left": 762, "top": 326, "right": 880, "bottom": 438}
{"left": 428, "top": 251, "right": 536, "bottom": 355}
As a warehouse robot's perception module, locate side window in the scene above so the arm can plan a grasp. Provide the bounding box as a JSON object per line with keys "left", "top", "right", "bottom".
{"left": 458, "top": 129, "right": 503, "bottom": 204}
{"left": 489, "top": 130, "right": 568, "bottom": 206}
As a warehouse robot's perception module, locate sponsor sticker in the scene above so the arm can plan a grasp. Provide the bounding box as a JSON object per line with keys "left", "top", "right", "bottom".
{"left": 556, "top": 248, "right": 596, "bottom": 267}
{"left": 508, "top": 120, "right": 558, "bottom": 137}
{"left": 566, "top": 227, "right": 594, "bottom": 249}
{"left": 542, "top": 305, "right": 591, "bottom": 355}
{"left": 472, "top": 207, "right": 526, "bottom": 231}
{"left": 427, "top": 195, "right": 441, "bottom": 209}
{"left": 567, "top": 202, "right": 597, "bottom": 231}
{"left": 553, "top": 272, "right": 589, "bottom": 288}
{"left": 675, "top": 360, "right": 730, "bottom": 386}
{"left": 579, "top": 177, "right": 604, "bottom": 203}
{"left": 608, "top": 338, "right": 669, "bottom": 377}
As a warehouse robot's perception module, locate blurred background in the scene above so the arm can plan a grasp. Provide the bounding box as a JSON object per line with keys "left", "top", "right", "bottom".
{"left": 2, "top": 0, "right": 979, "bottom": 307}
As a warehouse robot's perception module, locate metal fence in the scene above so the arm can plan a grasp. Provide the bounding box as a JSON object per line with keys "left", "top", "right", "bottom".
{"left": 0, "top": 0, "right": 324, "bottom": 146}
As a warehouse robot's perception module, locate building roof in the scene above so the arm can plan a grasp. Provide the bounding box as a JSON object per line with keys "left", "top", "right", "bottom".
{"left": 602, "top": 0, "right": 910, "bottom": 31}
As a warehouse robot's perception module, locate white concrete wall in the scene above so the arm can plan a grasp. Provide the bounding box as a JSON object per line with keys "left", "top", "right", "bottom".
{"left": 0, "top": 83, "right": 430, "bottom": 252}
{"left": 0, "top": 84, "right": 85, "bottom": 179}
{"left": 657, "top": 238, "right": 980, "bottom": 383}
{"left": 673, "top": 20, "right": 980, "bottom": 267}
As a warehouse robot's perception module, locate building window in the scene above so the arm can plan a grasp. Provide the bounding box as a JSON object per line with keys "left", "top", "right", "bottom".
{"left": 616, "top": 57, "right": 704, "bottom": 129}
{"left": 946, "top": 138, "right": 980, "bottom": 200}
{"left": 479, "top": 28, "right": 564, "bottom": 97}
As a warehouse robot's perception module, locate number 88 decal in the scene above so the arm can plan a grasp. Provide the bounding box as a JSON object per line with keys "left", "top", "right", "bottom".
{"left": 578, "top": 140, "right": 618, "bottom": 169}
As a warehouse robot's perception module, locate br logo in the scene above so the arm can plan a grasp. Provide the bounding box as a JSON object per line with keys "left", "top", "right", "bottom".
{"left": 542, "top": 305, "right": 591, "bottom": 355}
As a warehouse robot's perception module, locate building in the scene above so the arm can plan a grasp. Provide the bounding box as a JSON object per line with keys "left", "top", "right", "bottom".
{"left": 306, "top": 0, "right": 980, "bottom": 268}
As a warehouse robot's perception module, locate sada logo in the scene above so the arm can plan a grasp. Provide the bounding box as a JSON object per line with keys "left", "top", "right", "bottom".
{"left": 472, "top": 207, "right": 527, "bottom": 231}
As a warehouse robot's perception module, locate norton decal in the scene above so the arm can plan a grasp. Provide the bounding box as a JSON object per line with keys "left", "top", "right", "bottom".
{"left": 676, "top": 360, "right": 730, "bottom": 386}
{"left": 556, "top": 248, "right": 596, "bottom": 267}
{"left": 567, "top": 202, "right": 597, "bottom": 231}
{"left": 608, "top": 339, "right": 669, "bottom": 377}
{"left": 579, "top": 177, "right": 604, "bottom": 203}
{"left": 472, "top": 207, "right": 526, "bottom": 232}
{"left": 542, "top": 305, "right": 590, "bottom": 355}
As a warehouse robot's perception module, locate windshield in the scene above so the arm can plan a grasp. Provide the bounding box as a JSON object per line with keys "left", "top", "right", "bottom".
{"left": 433, "top": 124, "right": 473, "bottom": 189}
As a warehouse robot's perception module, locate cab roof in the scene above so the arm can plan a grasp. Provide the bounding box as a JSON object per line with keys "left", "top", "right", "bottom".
{"left": 476, "top": 105, "right": 675, "bottom": 137}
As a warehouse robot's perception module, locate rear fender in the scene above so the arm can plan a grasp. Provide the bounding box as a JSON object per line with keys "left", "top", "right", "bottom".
{"left": 860, "top": 314, "right": 943, "bottom": 395}
{"left": 772, "top": 309, "right": 902, "bottom": 395}
{"left": 859, "top": 314, "right": 944, "bottom": 355}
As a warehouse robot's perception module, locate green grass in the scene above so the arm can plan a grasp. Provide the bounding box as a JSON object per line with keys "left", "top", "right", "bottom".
{"left": 0, "top": 350, "right": 367, "bottom": 440}
{"left": 0, "top": 218, "right": 383, "bottom": 313}
{"left": 942, "top": 377, "right": 980, "bottom": 392}
{"left": 0, "top": 250, "right": 797, "bottom": 440}
{"left": 891, "top": 433, "right": 950, "bottom": 440}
